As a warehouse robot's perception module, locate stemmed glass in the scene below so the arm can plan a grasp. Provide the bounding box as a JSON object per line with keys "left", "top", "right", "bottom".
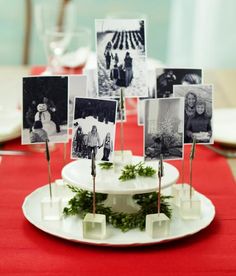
{"left": 44, "top": 27, "right": 91, "bottom": 75}
{"left": 35, "top": 1, "right": 91, "bottom": 75}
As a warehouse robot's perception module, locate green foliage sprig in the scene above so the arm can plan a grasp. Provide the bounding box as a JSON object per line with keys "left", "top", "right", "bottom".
{"left": 98, "top": 162, "right": 114, "bottom": 169}
{"left": 119, "top": 162, "right": 156, "bottom": 181}
{"left": 63, "top": 185, "right": 172, "bottom": 232}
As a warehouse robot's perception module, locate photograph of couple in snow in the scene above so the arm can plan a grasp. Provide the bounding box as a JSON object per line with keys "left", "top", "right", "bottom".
{"left": 96, "top": 19, "right": 148, "bottom": 98}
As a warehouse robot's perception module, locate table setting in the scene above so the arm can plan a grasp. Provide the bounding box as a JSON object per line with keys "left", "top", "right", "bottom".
{"left": 0, "top": 1, "right": 236, "bottom": 275}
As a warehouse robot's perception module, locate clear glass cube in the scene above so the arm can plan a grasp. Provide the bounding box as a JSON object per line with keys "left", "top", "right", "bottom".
{"left": 83, "top": 213, "right": 106, "bottom": 240}
{"left": 172, "top": 183, "right": 193, "bottom": 206}
{"left": 113, "top": 150, "right": 132, "bottom": 173}
{"left": 146, "top": 213, "right": 170, "bottom": 238}
{"left": 180, "top": 194, "right": 201, "bottom": 219}
{"left": 41, "top": 197, "right": 62, "bottom": 221}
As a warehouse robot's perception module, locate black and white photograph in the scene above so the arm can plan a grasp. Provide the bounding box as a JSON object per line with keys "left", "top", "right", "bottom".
{"left": 138, "top": 97, "right": 149, "bottom": 126}
{"left": 156, "top": 68, "right": 202, "bottom": 98}
{"left": 96, "top": 19, "right": 148, "bottom": 98}
{"left": 71, "top": 97, "right": 117, "bottom": 161}
{"left": 68, "top": 75, "right": 87, "bottom": 127}
{"left": 173, "top": 84, "right": 213, "bottom": 144}
{"left": 22, "top": 76, "right": 68, "bottom": 144}
{"left": 112, "top": 97, "right": 126, "bottom": 122}
{"left": 83, "top": 68, "right": 98, "bottom": 98}
{"left": 137, "top": 68, "right": 156, "bottom": 125}
{"left": 144, "top": 98, "right": 184, "bottom": 161}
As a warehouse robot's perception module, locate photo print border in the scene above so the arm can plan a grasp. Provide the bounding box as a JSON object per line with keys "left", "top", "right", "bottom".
{"left": 95, "top": 19, "right": 148, "bottom": 98}
{"left": 71, "top": 97, "right": 117, "bottom": 161}
{"left": 156, "top": 68, "right": 203, "bottom": 98}
{"left": 173, "top": 84, "right": 214, "bottom": 145}
{"left": 144, "top": 97, "right": 185, "bottom": 161}
{"left": 68, "top": 75, "right": 87, "bottom": 128}
{"left": 137, "top": 68, "right": 202, "bottom": 125}
{"left": 22, "top": 76, "right": 69, "bottom": 145}
{"left": 137, "top": 68, "right": 156, "bottom": 125}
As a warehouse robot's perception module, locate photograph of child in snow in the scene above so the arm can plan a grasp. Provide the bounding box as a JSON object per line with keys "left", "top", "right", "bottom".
{"left": 96, "top": 19, "right": 148, "bottom": 98}
{"left": 22, "top": 76, "right": 68, "bottom": 144}
{"left": 71, "top": 97, "right": 117, "bottom": 161}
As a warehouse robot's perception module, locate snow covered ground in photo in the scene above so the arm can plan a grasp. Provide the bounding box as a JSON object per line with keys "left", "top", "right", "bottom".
{"left": 22, "top": 124, "right": 68, "bottom": 145}
{"left": 97, "top": 32, "right": 148, "bottom": 98}
{"left": 71, "top": 115, "right": 116, "bottom": 161}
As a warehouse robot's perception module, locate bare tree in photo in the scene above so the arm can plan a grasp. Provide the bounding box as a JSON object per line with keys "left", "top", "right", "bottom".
{"left": 144, "top": 98, "right": 184, "bottom": 161}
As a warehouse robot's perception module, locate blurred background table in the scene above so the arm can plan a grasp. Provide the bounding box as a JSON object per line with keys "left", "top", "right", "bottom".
{"left": 204, "top": 70, "right": 236, "bottom": 178}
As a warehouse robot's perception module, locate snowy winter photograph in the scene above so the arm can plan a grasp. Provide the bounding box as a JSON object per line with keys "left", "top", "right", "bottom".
{"left": 112, "top": 97, "right": 126, "bottom": 122}
{"left": 96, "top": 19, "right": 148, "bottom": 98}
{"left": 22, "top": 76, "right": 69, "bottom": 144}
{"left": 137, "top": 68, "right": 156, "bottom": 125}
{"left": 71, "top": 97, "right": 117, "bottom": 161}
{"left": 68, "top": 75, "right": 87, "bottom": 127}
{"left": 144, "top": 98, "right": 184, "bottom": 161}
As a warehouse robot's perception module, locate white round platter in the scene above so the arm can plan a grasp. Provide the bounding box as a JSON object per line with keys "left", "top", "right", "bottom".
{"left": 62, "top": 156, "right": 179, "bottom": 194}
{"left": 214, "top": 108, "right": 236, "bottom": 146}
{"left": 22, "top": 185, "right": 215, "bottom": 247}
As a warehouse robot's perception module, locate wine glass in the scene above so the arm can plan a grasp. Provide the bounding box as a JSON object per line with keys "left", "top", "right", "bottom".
{"left": 44, "top": 27, "right": 92, "bottom": 75}
{"left": 34, "top": 1, "right": 91, "bottom": 75}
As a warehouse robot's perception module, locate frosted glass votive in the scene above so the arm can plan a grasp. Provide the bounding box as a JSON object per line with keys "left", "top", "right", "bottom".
{"left": 41, "top": 197, "right": 61, "bottom": 221}
{"left": 83, "top": 213, "right": 106, "bottom": 240}
{"left": 172, "top": 183, "right": 193, "bottom": 206}
{"left": 180, "top": 195, "right": 201, "bottom": 219}
{"left": 146, "top": 213, "right": 170, "bottom": 238}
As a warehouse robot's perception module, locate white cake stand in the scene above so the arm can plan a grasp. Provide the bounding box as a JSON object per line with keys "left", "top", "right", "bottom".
{"left": 62, "top": 156, "right": 179, "bottom": 213}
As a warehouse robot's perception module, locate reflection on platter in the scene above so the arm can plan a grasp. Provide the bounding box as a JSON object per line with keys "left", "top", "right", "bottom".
{"left": 22, "top": 185, "right": 215, "bottom": 247}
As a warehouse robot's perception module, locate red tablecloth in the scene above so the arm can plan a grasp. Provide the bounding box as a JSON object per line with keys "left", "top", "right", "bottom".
{"left": 1, "top": 101, "right": 236, "bottom": 276}
{"left": 30, "top": 66, "right": 83, "bottom": 76}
